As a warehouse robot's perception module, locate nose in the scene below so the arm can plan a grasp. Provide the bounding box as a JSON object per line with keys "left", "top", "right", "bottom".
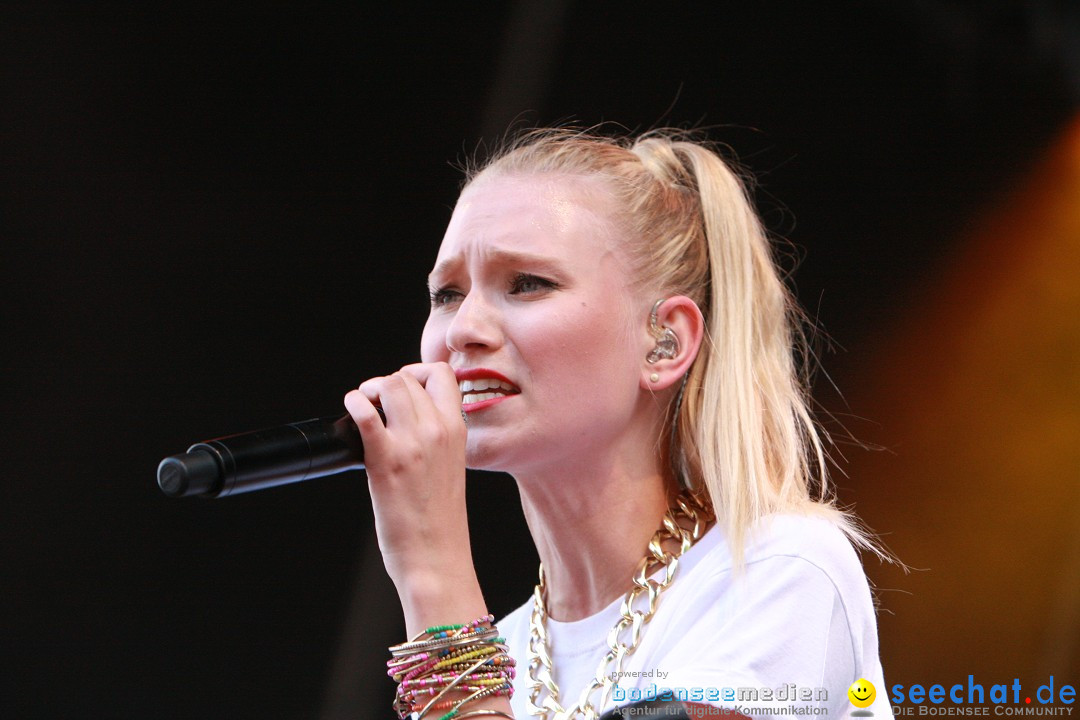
{"left": 445, "top": 291, "right": 502, "bottom": 354}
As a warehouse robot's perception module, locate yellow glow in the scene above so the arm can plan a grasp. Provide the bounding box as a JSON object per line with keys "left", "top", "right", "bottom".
{"left": 848, "top": 114, "right": 1080, "bottom": 682}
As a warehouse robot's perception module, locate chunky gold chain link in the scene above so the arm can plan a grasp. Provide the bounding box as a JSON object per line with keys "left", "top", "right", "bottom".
{"left": 526, "top": 492, "right": 713, "bottom": 719}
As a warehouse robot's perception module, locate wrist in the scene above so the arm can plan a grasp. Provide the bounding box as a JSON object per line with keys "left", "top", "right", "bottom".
{"left": 394, "top": 564, "right": 489, "bottom": 637}
{"left": 387, "top": 613, "right": 515, "bottom": 720}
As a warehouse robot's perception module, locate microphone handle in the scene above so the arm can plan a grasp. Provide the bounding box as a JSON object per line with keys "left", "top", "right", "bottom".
{"left": 158, "top": 413, "right": 370, "bottom": 499}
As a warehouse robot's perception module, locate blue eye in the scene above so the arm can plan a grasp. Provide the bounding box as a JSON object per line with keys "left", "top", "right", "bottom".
{"left": 509, "top": 273, "right": 556, "bottom": 295}
{"left": 429, "top": 287, "right": 462, "bottom": 307}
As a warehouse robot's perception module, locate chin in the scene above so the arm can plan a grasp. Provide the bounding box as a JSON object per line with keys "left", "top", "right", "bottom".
{"left": 465, "top": 431, "right": 538, "bottom": 475}
{"left": 464, "top": 437, "right": 507, "bottom": 474}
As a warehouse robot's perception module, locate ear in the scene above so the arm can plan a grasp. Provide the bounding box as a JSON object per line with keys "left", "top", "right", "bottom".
{"left": 639, "top": 296, "right": 704, "bottom": 391}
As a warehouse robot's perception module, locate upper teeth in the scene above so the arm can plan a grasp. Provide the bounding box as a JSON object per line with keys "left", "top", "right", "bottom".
{"left": 459, "top": 378, "right": 516, "bottom": 393}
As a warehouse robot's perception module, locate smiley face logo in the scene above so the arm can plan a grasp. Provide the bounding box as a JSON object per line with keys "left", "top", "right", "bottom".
{"left": 848, "top": 679, "right": 876, "bottom": 708}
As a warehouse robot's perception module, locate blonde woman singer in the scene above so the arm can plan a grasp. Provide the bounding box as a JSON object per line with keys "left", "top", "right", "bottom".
{"left": 345, "top": 128, "right": 891, "bottom": 720}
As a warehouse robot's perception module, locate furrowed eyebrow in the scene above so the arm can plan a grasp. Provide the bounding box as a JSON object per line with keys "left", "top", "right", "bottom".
{"left": 428, "top": 248, "right": 565, "bottom": 284}
{"left": 428, "top": 256, "right": 463, "bottom": 286}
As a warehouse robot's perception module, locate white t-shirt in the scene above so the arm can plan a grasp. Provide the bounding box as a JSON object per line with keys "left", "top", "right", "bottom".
{"left": 498, "top": 514, "right": 893, "bottom": 719}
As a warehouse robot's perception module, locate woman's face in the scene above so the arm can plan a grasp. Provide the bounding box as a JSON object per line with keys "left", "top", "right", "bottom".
{"left": 421, "top": 172, "right": 650, "bottom": 475}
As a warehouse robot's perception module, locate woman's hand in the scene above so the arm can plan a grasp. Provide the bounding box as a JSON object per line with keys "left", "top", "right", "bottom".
{"left": 344, "top": 362, "right": 485, "bottom": 634}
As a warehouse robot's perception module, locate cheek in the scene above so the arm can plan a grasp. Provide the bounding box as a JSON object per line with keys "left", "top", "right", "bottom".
{"left": 420, "top": 315, "right": 448, "bottom": 362}
{"left": 533, "top": 306, "right": 637, "bottom": 387}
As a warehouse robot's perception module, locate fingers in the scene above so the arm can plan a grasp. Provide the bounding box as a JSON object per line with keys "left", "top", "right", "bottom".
{"left": 370, "top": 362, "right": 461, "bottom": 424}
{"left": 344, "top": 386, "right": 389, "bottom": 449}
{"left": 396, "top": 362, "right": 463, "bottom": 420}
{"left": 346, "top": 362, "right": 462, "bottom": 435}
{"left": 362, "top": 373, "right": 423, "bottom": 430}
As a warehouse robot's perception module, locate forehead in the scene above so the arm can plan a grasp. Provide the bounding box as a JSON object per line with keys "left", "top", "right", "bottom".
{"left": 432, "top": 173, "right": 626, "bottom": 271}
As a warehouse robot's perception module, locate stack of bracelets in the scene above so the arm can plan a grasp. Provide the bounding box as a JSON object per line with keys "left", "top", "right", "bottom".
{"left": 387, "top": 614, "right": 516, "bottom": 720}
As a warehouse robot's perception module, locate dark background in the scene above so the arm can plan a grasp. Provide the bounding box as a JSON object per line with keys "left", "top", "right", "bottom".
{"left": 2, "top": 2, "right": 1077, "bottom": 718}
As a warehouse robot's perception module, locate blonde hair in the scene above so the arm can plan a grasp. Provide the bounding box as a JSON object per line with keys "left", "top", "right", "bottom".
{"left": 466, "top": 127, "right": 878, "bottom": 564}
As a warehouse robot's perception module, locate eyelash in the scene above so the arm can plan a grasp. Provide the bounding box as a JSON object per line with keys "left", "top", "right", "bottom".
{"left": 509, "top": 272, "right": 558, "bottom": 295}
{"left": 429, "top": 273, "right": 558, "bottom": 307}
{"left": 429, "top": 287, "right": 461, "bottom": 307}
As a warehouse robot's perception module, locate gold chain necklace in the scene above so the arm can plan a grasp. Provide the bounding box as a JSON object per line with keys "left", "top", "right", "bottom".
{"left": 526, "top": 491, "right": 713, "bottom": 719}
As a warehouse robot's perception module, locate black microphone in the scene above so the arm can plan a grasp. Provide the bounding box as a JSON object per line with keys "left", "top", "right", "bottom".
{"left": 156, "top": 412, "right": 381, "bottom": 499}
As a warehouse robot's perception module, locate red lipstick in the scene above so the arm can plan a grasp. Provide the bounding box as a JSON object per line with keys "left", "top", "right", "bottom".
{"left": 455, "top": 368, "right": 520, "bottom": 413}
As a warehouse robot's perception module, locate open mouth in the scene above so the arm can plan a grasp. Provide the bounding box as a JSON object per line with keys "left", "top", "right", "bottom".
{"left": 459, "top": 377, "right": 520, "bottom": 405}
{"left": 455, "top": 368, "right": 521, "bottom": 411}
